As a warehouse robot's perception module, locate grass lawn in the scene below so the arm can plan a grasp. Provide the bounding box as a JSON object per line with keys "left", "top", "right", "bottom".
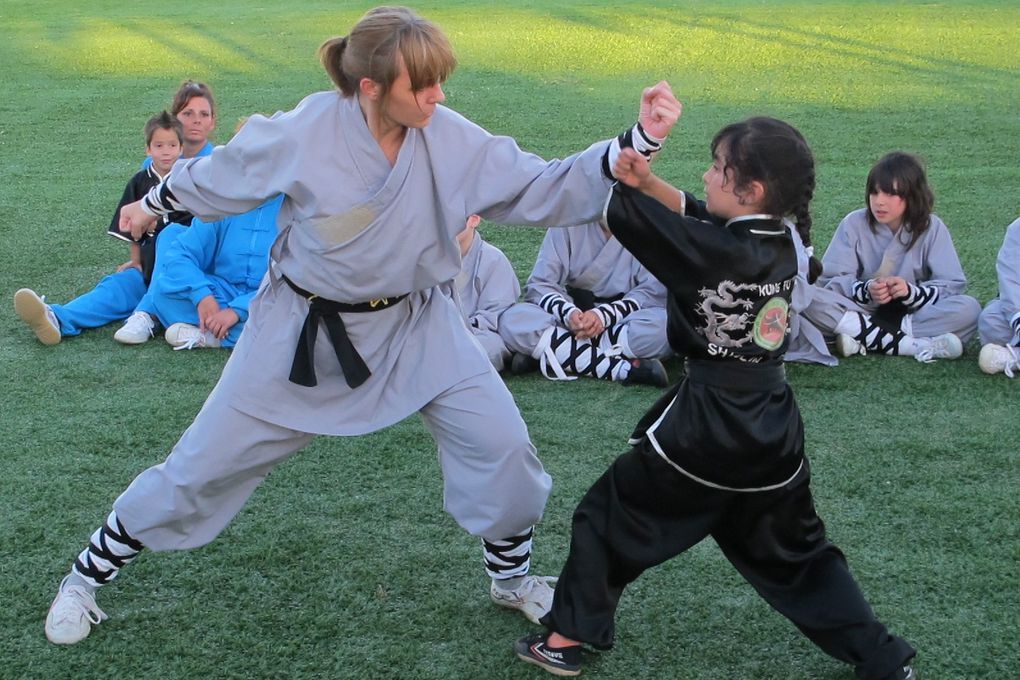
{"left": 0, "top": 1, "right": 1017, "bottom": 678}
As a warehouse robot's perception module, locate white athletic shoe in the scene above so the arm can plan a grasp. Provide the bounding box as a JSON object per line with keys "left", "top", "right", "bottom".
{"left": 165, "top": 322, "right": 221, "bottom": 350}
{"left": 978, "top": 343, "right": 1019, "bottom": 378}
{"left": 490, "top": 575, "right": 558, "bottom": 624}
{"left": 45, "top": 576, "right": 107, "bottom": 645}
{"left": 835, "top": 333, "right": 864, "bottom": 357}
{"left": 13, "top": 288, "right": 61, "bottom": 345}
{"left": 914, "top": 333, "right": 963, "bottom": 363}
{"left": 114, "top": 311, "right": 156, "bottom": 345}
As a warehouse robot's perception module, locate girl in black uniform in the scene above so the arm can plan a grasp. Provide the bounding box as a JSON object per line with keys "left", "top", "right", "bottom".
{"left": 515, "top": 117, "right": 917, "bottom": 679}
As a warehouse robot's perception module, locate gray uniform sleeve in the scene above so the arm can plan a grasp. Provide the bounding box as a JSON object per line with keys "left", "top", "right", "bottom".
{"left": 621, "top": 260, "right": 667, "bottom": 311}
{"left": 468, "top": 242, "right": 522, "bottom": 334}
{"left": 819, "top": 212, "right": 869, "bottom": 301}
{"left": 166, "top": 112, "right": 295, "bottom": 222}
{"left": 523, "top": 230, "right": 571, "bottom": 304}
{"left": 436, "top": 109, "right": 613, "bottom": 228}
{"left": 915, "top": 215, "right": 968, "bottom": 297}
{"left": 997, "top": 218, "right": 1020, "bottom": 332}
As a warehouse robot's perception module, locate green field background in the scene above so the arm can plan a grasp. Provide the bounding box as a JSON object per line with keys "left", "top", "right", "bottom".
{"left": 0, "top": 2, "right": 1017, "bottom": 678}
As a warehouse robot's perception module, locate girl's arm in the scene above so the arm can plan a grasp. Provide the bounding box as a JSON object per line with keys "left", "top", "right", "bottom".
{"left": 613, "top": 148, "right": 684, "bottom": 213}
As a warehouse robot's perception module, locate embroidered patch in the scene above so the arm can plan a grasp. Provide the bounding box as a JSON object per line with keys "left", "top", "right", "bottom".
{"left": 753, "top": 297, "right": 789, "bottom": 350}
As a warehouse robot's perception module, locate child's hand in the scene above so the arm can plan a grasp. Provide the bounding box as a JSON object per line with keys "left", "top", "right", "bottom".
{"left": 575, "top": 310, "right": 605, "bottom": 340}
{"left": 116, "top": 260, "right": 142, "bottom": 273}
{"left": 204, "top": 308, "right": 239, "bottom": 339}
{"left": 883, "top": 276, "right": 909, "bottom": 300}
{"left": 614, "top": 148, "right": 652, "bottom": 189}
{"left": 639, "top": 81, "right": 683, "bottom": 140}
{"left": 119, "top": 200, "right": 158, "bottom": 241}
{"left": 868, "top": 278, "right": 891, "bottom": 304}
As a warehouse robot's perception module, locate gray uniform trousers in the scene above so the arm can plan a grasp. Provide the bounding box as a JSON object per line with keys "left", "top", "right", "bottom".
{"left": 979, "top": 300, "right": 1016, "bottom": 346}
{"left": 113, "top": 366, "right": 551, "bottom": 551}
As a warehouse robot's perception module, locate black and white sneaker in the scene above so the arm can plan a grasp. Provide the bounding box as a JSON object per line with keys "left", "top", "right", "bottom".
{"left": 510, "top": 352, "right": 540, "bottom": 375}
{"left": 622, "top": 358, "right": 668, "bottom": 388}
{"left": 883, "top": 664, "right": 918, "bottom": 680}
{"left": 514, "top": 632, "right": 583, "bottom": 677}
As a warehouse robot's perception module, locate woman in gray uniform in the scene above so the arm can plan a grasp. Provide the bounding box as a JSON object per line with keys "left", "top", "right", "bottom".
{"left": 43, "top": 6, "right": 682, "bottom": 647}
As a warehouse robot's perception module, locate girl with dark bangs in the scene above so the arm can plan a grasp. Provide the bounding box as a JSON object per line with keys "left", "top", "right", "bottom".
{"left": 515, "top": 117, "right": 916, "bottom": 680}
{"left": 816, "top": 151, "right": 979, "bottom": 362}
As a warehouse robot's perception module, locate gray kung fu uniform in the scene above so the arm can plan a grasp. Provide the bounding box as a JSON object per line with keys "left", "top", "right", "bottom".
{"left": 499, "top": 221, "right": 670, "bottom": 359}
{"left": 113, "top": 92, "right": 614, "bottom": 549}
{"left": 455, "top": 232, "right": 521, "bottom": 372}
{"left": 783, "top": 223, "right": 838, "bottom": 366}
{"left": 979, "top": 217, "right": 1020, "bottom": 346}
{"left": 817, "top": 208, "right": 980, "bottom": 341}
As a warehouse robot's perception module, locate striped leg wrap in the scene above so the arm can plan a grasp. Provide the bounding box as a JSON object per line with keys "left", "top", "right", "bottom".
{"left": 855, "top": 313, "right": 907, "bottom": 355}
{"left": 482, "top": 528, "right": 533, "bottom": 580}
{"left": 72, "top": 511, "right": 144, "bottom": 588}
{"left": 540, "top": 328, "right": 627, "bottom": 381}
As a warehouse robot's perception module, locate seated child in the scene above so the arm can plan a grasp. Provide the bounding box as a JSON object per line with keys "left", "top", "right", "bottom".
{"left": 817, "top": 151, "right": 979, "bottom": 363}
{"left": 14, "top": 112, "right": 193, "bottom": 345}
{"left": 514, "top": 118, "right": 916, "bottom": 680}
{"left": 498, "top": 220, "right": 670, "bottom": 386}
{"left": 454, "top": 214, "right": 520, "bottom": 372}
{"left": 141, "top": 80, "right": 216, "bottom": 169}
{"left": 978, "top": 217, "right": 1020, "bottom": 377}
{"left": 129, "top": 195, "right": 285, "bottom": 349}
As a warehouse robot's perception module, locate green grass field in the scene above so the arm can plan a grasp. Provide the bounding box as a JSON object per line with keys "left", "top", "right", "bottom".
{"left": 1, "top": 1, "right": 1017, "bottom": 678}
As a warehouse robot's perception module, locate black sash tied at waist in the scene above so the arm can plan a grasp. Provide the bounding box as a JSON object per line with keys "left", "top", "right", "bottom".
{"left": 283, "top": 275, "right": 407, "bottom": 389}
{"left": 683, "top": 358, "right": 786, "bottom": 392}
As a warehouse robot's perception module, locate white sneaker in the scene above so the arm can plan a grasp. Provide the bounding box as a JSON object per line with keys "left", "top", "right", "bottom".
{"left": 14, "top": 288, "right": 61, "bottom": 345}
{"left": 978, "top": 343, "right": 1019, "bottom": 378}
{"left": 165, "top": 322, "right": 221, "bottom": 350}
{"left": 914, "top": 333, "right": 963, "bottom": 363}
{"left": 835, "top": 333, "right": 864, "bottom": 357}
{"left": 45, "top": 576, "right": 107, "bottom": 645}
{"left": 490, "top": 575, "right": 558, "bottom": 624}
{"left": 114, "top": 311, "right": 156, "bottom": 344}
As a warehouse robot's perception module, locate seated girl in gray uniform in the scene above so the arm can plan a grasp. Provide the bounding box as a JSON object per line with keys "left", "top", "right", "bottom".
{"left": 978, "top": 217, "right": 1020, "bottom": 377}
{"left": 13, "top": 112, "right": 194, "bottom": 345}
{"left": 515, "top": 119, "right": 917, "bottom": 680}
{"left": 498, "top": 219, "right": 671, "bottom": 386}
{"left": 43, "top": 6, "right": 682, "bottom": 648}
{"left": 814, "top": 151, "right": 979, "bottom": 362}
{"left": 123, "top": 195, "right": 285, "bottom": 350}
{"left": 455, "top": 214, "right": 520, "bottom": 372}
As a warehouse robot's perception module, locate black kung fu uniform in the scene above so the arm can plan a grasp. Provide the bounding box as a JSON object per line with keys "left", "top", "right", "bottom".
{"left": 543, "top": 184, "right": 915, "bottom": 679}
{"left": 107, "top": 166, "right": 194, "bottom": 283}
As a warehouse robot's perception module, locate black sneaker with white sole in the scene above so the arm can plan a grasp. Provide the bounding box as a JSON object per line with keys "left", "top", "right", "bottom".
{"left": 622, "top": 358, "right": 668, "bottom": 387}
{"left": 884, "top": 664, "right": 918, "bottom": 680}
{"left": 514, "top": 632, "right": 583, "bottom": 677}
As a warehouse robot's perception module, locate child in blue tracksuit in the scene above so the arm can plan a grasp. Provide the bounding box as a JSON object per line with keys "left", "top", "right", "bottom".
{"left": 13, "top": 112, "right": 193, "bottom": 345}
{"left": 133, "top": 195, "right": 283, "bottom": 349}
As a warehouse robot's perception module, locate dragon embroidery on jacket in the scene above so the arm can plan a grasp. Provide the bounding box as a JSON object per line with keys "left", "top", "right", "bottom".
{"left": 696, "top": 280, "right": 757, "bottom": 347}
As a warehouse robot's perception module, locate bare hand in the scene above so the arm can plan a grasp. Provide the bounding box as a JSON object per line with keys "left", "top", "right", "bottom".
{"left": 204, "top": 308, "right": 239, "bottom": 339}
{"left": 119, "top": 200, "right": 158, "bottom": 241}
{"left": 116, "top": 260, "right": 142, "bottom": 273}
{"left": 868, "top": 279, "right": 889, "bottom": 305}
{"left": 613, "top": 148, "right": 652, "bottom": 189}
{"left": 639, "top": 81, "right": 683, "bottom": 140}
{"left": 882, "top": 276, "right": 910, "bottom": 300}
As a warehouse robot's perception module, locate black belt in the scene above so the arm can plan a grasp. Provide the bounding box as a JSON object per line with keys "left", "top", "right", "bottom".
{"left": 283, "top": 275, "right": 407, "bottom": 388}
{"left": 684, "top": 359, "right": 786, "bottom": 392}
